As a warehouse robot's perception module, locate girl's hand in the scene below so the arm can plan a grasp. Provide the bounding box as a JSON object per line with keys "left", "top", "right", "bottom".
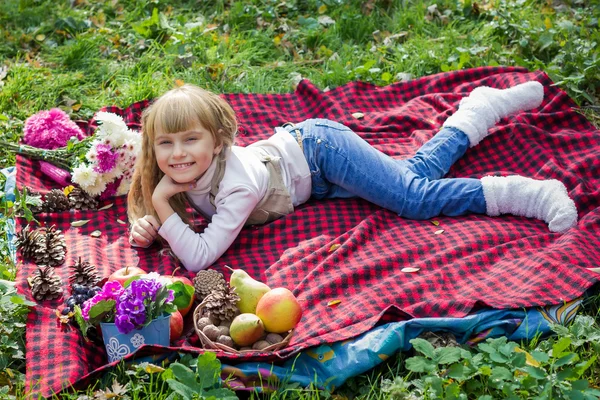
{"left": 130, "top": 215, "right": 161, "bottom": 247}
{"left": 152, "top": 174, "right": 197, "bottom": 204}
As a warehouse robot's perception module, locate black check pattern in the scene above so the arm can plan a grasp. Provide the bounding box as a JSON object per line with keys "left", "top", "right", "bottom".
{"left": 15, "top": 67, "right": 600, "bottom": 398}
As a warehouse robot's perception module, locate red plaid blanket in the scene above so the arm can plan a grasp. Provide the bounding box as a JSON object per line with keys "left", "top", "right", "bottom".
{"left": 16, "top": 67, "right": 600, "bottom": 397}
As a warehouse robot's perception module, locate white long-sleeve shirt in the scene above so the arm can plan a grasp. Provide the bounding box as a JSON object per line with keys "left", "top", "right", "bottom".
{"left": 157, "top": 129, "right": 311, "bottom": 272}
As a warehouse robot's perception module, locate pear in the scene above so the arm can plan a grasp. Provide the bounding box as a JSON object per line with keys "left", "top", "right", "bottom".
{"left": 226, "top": 266, "right": 271, "bottom": 314}
{"left": 229, "top": 313, "right": 265, "bottom": 346}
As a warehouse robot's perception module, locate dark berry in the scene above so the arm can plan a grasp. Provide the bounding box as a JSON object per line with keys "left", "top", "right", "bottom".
{"left": 66, "top": 297, "right": 77, "bottom": 307}
{"left": 87, "top": 288, "right": 96, "bottom": 297}
{"left": 76, "top": 285, "right": 88, "bottom": 295}
{"left": 74, "top": 294, "right": 86, "bottom": 304}
{"left": 61, "top": 307, "right": 71, "bottom": 315}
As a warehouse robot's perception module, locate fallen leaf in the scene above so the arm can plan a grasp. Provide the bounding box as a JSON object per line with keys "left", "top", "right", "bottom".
{"left": 143, "top": 363, "right": 165, "bottom": 373}
{"left": 98, "top": 203, "right": 113, "bottom": 211}
{"left": 55, "top": 308, "right": 73, "bottom": 324}
{"left": 0, "top": 65, "right": 8, "bottom": 81}
{"left": 431, "top": 220, "right": 440, "bottom": 226}
{"left": 327, "top": 299, "right": 341, "bottom": 306}
{"left": 352, "top": 112, "right": 365, "bottom": 119}
{"left": 71, "top": 103, "right": 82, "bottom": 111}
{"left": 174, "top": 79, "right": 185, "bottom": 87}
{"left": 318, "top": 15, "right": 336, "bottom": 26}
{"left": 90, "top": 230, "right": 102, "bottom": 238}
{"left": 318, "top": 4, "right": 327, "bottom": 13}
{"left": 35, "top": 34, "right": 46, "bottom": 41}
{"left": 63, "top": 185, "right": 75, "bottom": 196}
{"left": 401, "top": 267, "right": 420, "bottom": 273}
{"left": 434, "top": 229, "right": 444, "bottom": 235}
{"left": 328, "top": 244, "right": 341, "bottom": 252}
{"left": 94, "top": 379, "right": 130, "bottom": 399}
{"left": 71, "top": 219, "right": 90, "bottom": 227}
{"left": 514, "top": 346, "right": 541, "bottom": 367}
{"left": 117, "top": 219, "right": 127, "bottom": 225}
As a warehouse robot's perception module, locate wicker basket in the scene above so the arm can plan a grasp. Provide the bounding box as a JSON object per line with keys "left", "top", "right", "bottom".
{"left": 193, "top": 301, "right": 293, "bottom": 354}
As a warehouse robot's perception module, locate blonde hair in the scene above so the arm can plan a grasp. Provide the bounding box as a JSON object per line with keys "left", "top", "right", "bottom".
{"left": 127, "top": 84, "right": 238, "bottom": 226}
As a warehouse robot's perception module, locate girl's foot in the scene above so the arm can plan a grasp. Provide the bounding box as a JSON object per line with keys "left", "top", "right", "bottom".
{"left": 480, "top": 175, "right": 577, "bottom": 233}
{"left": 443, "top": 81, "right": 544, "bottom": 147}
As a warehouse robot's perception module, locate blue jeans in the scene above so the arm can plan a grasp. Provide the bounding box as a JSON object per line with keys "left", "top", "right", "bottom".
{"left": 288, "top": 119, "right": 486, "bottom": 219}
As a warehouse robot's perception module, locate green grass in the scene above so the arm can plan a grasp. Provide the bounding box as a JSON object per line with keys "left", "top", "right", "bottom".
{"left": 1, "top": 0, "right": 600, "bottom": 398}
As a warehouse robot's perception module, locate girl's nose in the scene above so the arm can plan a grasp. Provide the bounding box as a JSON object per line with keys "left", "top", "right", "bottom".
{"left": 173, "top": 143, "right": 186, "bottom": 157}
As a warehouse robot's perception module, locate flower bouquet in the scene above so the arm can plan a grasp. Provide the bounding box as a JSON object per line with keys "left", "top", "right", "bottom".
{"left": 3, "top": 111, "right": 141, "bottom": 198}
{"left": 74, "top": 273, "right": 177, "bottom": 362}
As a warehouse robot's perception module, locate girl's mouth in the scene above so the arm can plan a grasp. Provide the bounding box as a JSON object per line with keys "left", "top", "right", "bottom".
{"left": 170, "top": 162, "right": 195, "bottom": 170}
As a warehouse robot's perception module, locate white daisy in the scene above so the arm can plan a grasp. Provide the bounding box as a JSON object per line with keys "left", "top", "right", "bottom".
{"left": 71, "top": 164, "right": 98, "bottom": 188}
{"left": 95, "top": 112, "right": 127, "bottom": 133}
{"left": 106, "top": 129, "right": 126, "bottom": 148}
{"left": 83, "top": 179, "right": 107, "bottom": 197}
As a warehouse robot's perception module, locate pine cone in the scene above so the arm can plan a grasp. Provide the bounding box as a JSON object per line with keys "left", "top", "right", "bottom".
{"left": 30, "top": 266, "right": 64, "bottom": 301}
{"left": 44, "top": 189, "right": 70, "bottom": 212}
{"left": 193, "top": 269, "right": 226, "bottom": 301}
{"left": 68, "top": 187, "right": 99, "bottom": 211}
{"left": 15, "top": 225, "right": 45, "bottom": 260}
{"left": 203, "top": 285, "right": 240, "bottom": 323}
{"left": 69, "top": 257, "right": 99, "bottom": 287}
{"left": 34, "top": 226, "right": 67, "bottom": 267}
{"left": 25, "top": 187, "right": 44, "bottom": 214}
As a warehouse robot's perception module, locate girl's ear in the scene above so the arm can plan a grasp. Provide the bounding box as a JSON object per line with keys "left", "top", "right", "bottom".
{"left": 213, "top": 129, "right": 224, "bottom": 155}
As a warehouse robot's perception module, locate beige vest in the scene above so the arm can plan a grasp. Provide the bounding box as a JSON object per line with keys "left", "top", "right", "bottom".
{"left": 209, "top": 147, "right": 294, "bottom": 226}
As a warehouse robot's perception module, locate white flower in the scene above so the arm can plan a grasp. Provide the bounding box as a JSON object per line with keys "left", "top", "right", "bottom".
{"left": 85, "top": 147, "right": 98, "bottom": 163}
{"left": 123, "top": 133, "right": 142, "bottom": 155}
{"left": 116, "top": 179, "right": 131, "bottom": 196}
{"left": 143, "top": 272, "right": 170, "bottom": 286}
{"left": 96, "top": 112, "right": 128, "bottom": 133}
{"left": 83, "top": 179, "right": 107, "bottom": 197}
{"left": 72, "top": 164, "right": 98, "bottom": 188}
{"left": 107, "top": 129, "right": 126, "bottom": 148}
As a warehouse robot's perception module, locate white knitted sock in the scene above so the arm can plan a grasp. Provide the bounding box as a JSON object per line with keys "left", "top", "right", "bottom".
{"left": 480, "top": 175, "right": 577, "bottom": 233}
{"left": 443, "top": 81, "right": 544, "bottom": 147}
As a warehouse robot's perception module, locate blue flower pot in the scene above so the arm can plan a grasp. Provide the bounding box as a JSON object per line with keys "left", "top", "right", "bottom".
{"left": 100, "top": 313, "right": 170, "bottom": 363}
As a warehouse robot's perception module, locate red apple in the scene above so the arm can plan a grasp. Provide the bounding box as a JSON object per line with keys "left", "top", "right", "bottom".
{"left": 164, "top": 268, "right": 195, "bottom": 317}
{"left": 169, "top": 310, "right": 184, "bottom": 341}
{"left": 107, "top": 266, "right": 147, "bottom": 287}
{"left": 255, "top": 287, "right": 303, "bottom": 333}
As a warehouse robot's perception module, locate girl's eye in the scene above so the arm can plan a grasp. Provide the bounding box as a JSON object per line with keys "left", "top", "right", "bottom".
{"left": 186, "top": 137, "right": 197, "bottom": 142}
{"left": 159, "top": 141, "right": 171, "bottom": 145}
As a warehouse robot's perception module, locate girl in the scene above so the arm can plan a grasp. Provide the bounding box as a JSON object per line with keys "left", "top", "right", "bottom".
{"left": 128, "top": 82, "right": 577, "bottom": 272}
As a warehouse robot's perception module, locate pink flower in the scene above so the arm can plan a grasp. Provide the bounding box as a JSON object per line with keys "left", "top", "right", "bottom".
{"left": 93, "top": 143, "right": 118, "bottom": 173}
{"left": 23, "top": 108, "right": 84, "bottom": 149}
{"left": 100, "top": 179, "right": 120, "bottom": 200}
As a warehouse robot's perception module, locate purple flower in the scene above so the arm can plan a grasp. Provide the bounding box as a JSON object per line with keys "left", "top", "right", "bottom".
{"left": 115, "top": 314, "right": 135, "bottom": 334}
{"left": 118, "top": 296, "right": 146, "bottom": 316}
{"left": 131, "top": 278, "right": 161, "bottom": 302}
{"left": 23, "top": 108, "right": 85, "bottom": 149}
{"left": 81, "top": 274, "right": 175, "bottom": 336}
{"left": 93, "top": 143, "right": 119, "bottom": 173}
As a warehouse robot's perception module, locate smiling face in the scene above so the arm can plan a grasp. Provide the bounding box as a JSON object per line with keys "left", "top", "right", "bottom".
{"left": 153, "top": 122, "right": 223, "bottom": 184}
